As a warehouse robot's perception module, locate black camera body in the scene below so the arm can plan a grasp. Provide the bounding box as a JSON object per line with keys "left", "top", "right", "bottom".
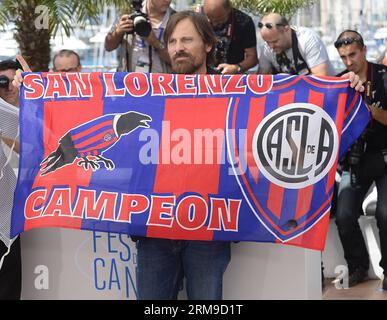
{"left": 128, "top": 0, "right": 152, "bottom": 38}
{"left": 215, "top": 38, "right": 228, "bottom": 65}
{"left": 347, "top": 134, "right": 367, "bottom": 188}
{"left": 0, "top": 75, "right": 10, "bottom": 89}
{"left": 213, "top": 22, "right": 232, "bottom": 67}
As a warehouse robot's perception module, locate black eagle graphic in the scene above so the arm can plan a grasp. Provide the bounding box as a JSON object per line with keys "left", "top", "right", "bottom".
{"left": 40, "top": 111, "right": 151, "bottom": 175}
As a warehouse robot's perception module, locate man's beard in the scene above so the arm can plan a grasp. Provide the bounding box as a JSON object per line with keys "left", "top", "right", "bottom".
{"left": 171, "top": 52, "right": 204, "bottom": 74}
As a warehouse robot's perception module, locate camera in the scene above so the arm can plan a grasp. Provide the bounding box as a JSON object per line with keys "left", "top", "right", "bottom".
{"left": 128, "top": 0, "right": 152, "bottom": 37}
{"left": 347, "top": 134, "right": 367, "bottom": 188}
{"left": 215, "top": 38, "right": 228, "bottom": 65}
{"left": 0, "top": 75, "right": 9, "bottom": 89}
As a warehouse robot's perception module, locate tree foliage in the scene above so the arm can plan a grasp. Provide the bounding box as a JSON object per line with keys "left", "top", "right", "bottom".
{"left": 230, "top": 0, "right": 316, "bottom": 18}
{"left": 0, "top": 0, "right": 130, "bottom": 70}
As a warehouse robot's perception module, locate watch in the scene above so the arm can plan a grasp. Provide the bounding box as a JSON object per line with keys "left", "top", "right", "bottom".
{"left": 236, "top": 63, "right": 243, "bottom": 73}
{"left": 154, "top": 41, "right": 165, "bottom": 51}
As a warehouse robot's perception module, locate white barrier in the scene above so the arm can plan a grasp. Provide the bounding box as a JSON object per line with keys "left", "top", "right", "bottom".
{"left": 20, "top": 228, "right": 321, "bottom": 300}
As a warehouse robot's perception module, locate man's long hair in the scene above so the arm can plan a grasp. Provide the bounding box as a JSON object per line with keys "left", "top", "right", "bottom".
{"left": 164, "top": 11, "right": 217, "bottom": 65}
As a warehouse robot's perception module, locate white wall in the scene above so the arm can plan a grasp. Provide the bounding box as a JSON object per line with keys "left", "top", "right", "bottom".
{"left": 20, "top": 229, "right": 322, "bottom": 300}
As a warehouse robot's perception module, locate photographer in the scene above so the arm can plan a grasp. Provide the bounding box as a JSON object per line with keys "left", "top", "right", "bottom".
{"left": 200, "top": 0, "right": 258, "bottom": 74}
{"left": 334, "top": 30, "right": 387, "bottom": 289}
{"left": 257, "top": 13, "right": 335, "bottom": 76}
{"left": 105, "top": 0, "right": 174, "bottom": 73}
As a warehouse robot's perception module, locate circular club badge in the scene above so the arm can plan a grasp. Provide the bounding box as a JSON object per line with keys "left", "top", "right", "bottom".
{"left": 252, "top": 103, "right": 339, "bottom": 189}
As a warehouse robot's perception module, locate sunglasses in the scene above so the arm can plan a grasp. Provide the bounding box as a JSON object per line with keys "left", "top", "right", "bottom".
{"left": 258, "top": 22, "right": 285, "bottom": 29}
{"left": 334, "top": 37, "right": 364, "bottom": 48}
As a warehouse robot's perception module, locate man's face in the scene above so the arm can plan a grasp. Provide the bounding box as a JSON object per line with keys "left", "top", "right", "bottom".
{"left": 167, "top": 18, "right": 211, "bottom": 75}
{"left": 0, "top": 69, "right": 19, "bottom": 107}
{"left": 337, "top": 43, "right": 367, "bottom": 74}
{"left": 150, "top": 0, "right": 171, "bottom": 13}
{"left": 205, "top": 7, "right": 229, "bottom": 28}
{"left": 261, "top": 28, "right": 289, "bottom": 54}
{"left": 53, "top": 54, "right": 81, "bottom": 72}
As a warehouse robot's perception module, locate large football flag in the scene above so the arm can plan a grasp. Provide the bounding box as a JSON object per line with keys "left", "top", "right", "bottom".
{"left": 10, "top": 72, "right": 369, "bottom": 250}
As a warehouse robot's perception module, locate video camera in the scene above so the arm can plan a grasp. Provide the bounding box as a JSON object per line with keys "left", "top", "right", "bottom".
{"left": 0, "top": 75, "right": 10, "bottom": 89}
{"left": 128, "top": 0, "right": 152, "bottom": 37}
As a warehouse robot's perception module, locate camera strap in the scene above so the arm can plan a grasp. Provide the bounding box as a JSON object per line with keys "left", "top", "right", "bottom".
{"left": 364, "top": 62, "right": 376, "bottom": 132}
{"left": 125, "top": 34, "right": 131, "bottom": 72}
{"left": 148, "top": 45, "right": 152, "bottom": 73}
{"left": 291, "top": 30, "right": 310, "bottom": 75}
{"left": 273, "top": 29, "right": 311, "bottom": 75}
{"left": 364, "top": 62, "right": 375, "bottom": 104}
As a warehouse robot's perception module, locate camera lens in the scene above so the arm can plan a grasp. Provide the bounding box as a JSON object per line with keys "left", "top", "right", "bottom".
{"left": 133, "top": 15, "right": 152, "bottom": 37}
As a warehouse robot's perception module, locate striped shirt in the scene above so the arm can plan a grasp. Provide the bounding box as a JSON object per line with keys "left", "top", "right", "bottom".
{"left": 0, "top": 98, "right": 19, "bottom": 245}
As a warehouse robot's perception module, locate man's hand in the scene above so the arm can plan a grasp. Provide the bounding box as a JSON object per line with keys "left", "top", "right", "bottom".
{"left": 144, "top": 30, "right": 171, "bottom": 64}
{"left": 105, "top": 15, "right": 133, "bottom": 52}
{"left": 12, "top": 55, "right": 31, "bottom": 89}
{"left": 366, "top": 101, "right": 387, "bottom": 125}
{"left": 216, "top": 63, "right": 241, "bottom": 75}
{"left": 341, "top": 71, "right": 364, "bottom": 92}
{"left": 144, "top": 30, "right": 160, "bottom": 48}
{"left": 115, "top": 14, "right": 134, "bottom": 36}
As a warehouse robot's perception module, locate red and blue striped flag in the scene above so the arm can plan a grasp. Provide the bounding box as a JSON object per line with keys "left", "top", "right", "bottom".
{"left": 10, "top": 72, "right": 369, "bottom": 250}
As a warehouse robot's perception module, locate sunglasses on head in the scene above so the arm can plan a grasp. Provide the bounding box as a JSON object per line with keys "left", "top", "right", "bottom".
{"left": 258, "top": 22, "right": 285, "bottom": 29}
{"left": 334, "top": 37, "right": 364, "bottom": 48}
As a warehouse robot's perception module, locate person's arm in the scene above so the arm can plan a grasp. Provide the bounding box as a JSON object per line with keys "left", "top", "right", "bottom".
{"left": 367, "top": 102, "right": 387, "bottom": 125}
{"left": 340, "top": 71, "right": 364, "bottom": 92}
{"left": 239, "top": 47, "right": 258, "bottom": 71}
{"left": 144, "top": 31, "right": 171, "bottom": 64}
{"left": 217, "top": 47, "right": 258, "bottom": 74}
{"left": 310, "top": 62, "right": 330, "bottom": 76}
{"left": 12, "top": 55, "right": 31, "bottom": 89}
{"left": 300, "top": 29, "right": 333, "bottom": 76}
{"left": 257, "top": 57, "right": 271, "bottom": 75}
{"left": 105, "top": 15, "right": 133, "bottom": 52}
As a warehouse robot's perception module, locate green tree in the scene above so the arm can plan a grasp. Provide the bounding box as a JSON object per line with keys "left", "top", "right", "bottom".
{"left": 231, "top": 0, "right": 315, "bottom": 18}
{"left": 0, "top": 0, "right": 129, "bottom": 71}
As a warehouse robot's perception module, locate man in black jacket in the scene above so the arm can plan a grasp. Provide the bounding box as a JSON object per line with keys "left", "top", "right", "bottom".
{"left": 202, "top": 0, "right": 258, "bottom": 74}
{"left": 335, "top": 30, "right": 387, "bottom": 289}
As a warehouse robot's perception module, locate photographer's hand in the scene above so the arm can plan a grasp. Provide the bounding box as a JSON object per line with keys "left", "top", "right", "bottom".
{"left": 144, "top": 30, "right": 159, "bottom": 47}
{"left": 341, "top": 71, "right": 364, "bottom": 92}
{"left": 216, "top": 63, "right": 241, "bottom": 75}
{"left": 12, "top": 55, "right": 31, "bottom": 89}
{"left": 105, "top": 15, "right": 134, "bottom": 52}
{"left": 366, "top": 101, "right": 387, "bottom": 125}
{"left": 144, "top": 31, "right": 171, "bottom": 64}
{"left": 116, "top": 15, "right": 134, "bottom": 35}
